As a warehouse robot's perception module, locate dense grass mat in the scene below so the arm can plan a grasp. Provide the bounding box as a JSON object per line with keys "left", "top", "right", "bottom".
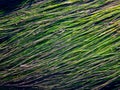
{"left": 0, "top": 0, "right": 120, "bottom": 90}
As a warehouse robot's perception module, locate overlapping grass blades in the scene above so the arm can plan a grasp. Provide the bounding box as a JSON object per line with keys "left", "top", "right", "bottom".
{"left": 0, "top": 0, "right": 120, "bottom": 90}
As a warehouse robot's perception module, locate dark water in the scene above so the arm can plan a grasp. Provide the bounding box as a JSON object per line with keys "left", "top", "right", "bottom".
{"left": 0, "top": 86, "right": 38, "bottom": 90}
{"left": 101, "top": 80, "right": 120, "bottom": 90}
{"left": 0, "top": 0, "right": 26, "bottom": 11}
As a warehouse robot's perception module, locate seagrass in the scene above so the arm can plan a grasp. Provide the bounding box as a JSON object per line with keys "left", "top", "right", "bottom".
{"left": 0, "top": 0, "right": 120, "bottom": 90}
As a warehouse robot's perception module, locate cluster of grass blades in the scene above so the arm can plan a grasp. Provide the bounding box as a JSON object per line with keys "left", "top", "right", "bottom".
{"left": 0, "top": 0, "right": 120, "bottom": 90}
